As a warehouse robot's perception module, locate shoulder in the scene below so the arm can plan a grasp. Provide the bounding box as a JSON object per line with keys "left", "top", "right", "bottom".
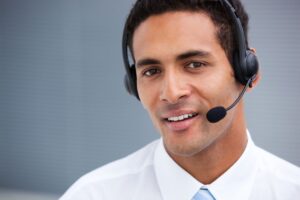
{"left": 256, "top": 147, "right": 300, "bottom": 180}
{"left": 254, "top": 146, "right": 300, "bottom": 196}
{"left": 85, "top": 139, "right": 160, "bottom": 181}
{"left": 60, "top": 139, "right": 160, "bottom": 200}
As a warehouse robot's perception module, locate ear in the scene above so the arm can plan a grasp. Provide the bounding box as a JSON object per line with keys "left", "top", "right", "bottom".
{"left": 250, "top": 47, "right": 256, "bottom": 54}
{"left": 249, "top": 70, "right": 261, "bottom": 90}
{"left": 247, "top": 47, "right": 261, "bottom": 91}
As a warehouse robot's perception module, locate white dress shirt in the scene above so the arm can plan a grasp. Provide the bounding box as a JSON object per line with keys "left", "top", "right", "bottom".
{"left": 60, "top": 131, "right": 300, "bottom": 200}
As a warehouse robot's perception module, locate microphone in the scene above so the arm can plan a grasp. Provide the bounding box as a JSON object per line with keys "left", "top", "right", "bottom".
{"left": 206, "top": 77, "right": 254, "bottom": 123}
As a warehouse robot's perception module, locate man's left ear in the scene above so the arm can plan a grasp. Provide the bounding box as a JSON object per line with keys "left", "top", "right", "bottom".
{"left": 248, "top": 48, "right": 261, "bottom": 91}
{"left": 250, "top": 48, "right": 256, "bottom": 54}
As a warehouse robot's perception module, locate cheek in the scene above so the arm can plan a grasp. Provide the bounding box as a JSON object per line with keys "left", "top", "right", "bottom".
{"left": 138, "top": 81, "right": 158, "bottom": 111}
{"left": 196, "top": 71, "right": 237, "bottom": 106}
{"left": 139, "top": 93, "right": 162, "bottom": 132}
{"left": 138, "top": 81, "right": 165, "bottom": 132}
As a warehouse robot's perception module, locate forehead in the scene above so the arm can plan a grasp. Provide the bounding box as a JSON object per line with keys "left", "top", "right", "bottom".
{"left": 132, "top": 11, "right": 221, "bottom": 60}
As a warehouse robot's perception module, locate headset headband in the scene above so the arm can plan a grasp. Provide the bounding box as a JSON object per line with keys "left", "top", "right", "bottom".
{"left": 122, "top": 0, "right": 259, "bottom": 100}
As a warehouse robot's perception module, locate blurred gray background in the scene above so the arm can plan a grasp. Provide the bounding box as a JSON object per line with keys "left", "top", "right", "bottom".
{"left": 0, "top": 0, "right": 299, "bottom": 198}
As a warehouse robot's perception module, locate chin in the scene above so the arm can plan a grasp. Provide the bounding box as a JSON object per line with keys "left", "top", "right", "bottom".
{"left": 163, "top": 134, "right": 208, "bottom": 158}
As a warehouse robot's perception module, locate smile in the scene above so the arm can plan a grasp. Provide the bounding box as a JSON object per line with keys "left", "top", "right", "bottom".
{"left": 166, "top": 113, "right": 198, "bottom": 122}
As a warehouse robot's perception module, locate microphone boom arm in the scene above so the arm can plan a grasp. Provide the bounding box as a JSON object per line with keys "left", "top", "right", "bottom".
{"left": 226, "top": 77, "right": 253, "bottom": 111}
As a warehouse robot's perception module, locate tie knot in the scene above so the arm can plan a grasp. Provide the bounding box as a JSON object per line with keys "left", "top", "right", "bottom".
{"left": 192, "top": 187, "right": 215, "bottom": 200}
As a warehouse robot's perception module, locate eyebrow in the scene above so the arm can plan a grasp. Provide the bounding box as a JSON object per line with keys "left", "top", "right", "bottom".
{"left": 136, "top": 58, "right": 161, "bottom": 69}
{"left": 136, "top": 50, "right": 211, "bottom": 68}
{"left": 176, "top": 50, "right": 211, "bottom": 61}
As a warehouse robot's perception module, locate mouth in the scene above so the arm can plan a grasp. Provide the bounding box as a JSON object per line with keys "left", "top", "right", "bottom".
{"left": 165, "top": 112, "right": 199, "bottom": 122}
{"left": 163, "top": 112, "right": 199, "bottom": 132}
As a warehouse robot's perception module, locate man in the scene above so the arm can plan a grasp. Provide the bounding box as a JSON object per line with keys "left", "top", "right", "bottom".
{"left": 60, "top": 0, "right": 300, "bottom": 199}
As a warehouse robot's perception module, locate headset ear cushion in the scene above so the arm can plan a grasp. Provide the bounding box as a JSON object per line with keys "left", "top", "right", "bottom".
{"left": 245, "top": 50, "right": 259, "bottom": 80}
{"left": 124, "top": 64, "right": 140, "bottom": 100}
{"left": 233, "top": 51, "right": 245, "bottom": 84}
{"left": 233, "top": 50, "right": 259, "bottom": 85}
{"left": 124, "top": 75, "right": 133, "bottom": 95}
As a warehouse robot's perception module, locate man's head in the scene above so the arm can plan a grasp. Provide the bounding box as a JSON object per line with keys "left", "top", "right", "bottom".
{"left": 125, "top": 0, "right": 249, "bottom": 68}
{"left": 122, "top": 0, "right": 259, "bottom": 159}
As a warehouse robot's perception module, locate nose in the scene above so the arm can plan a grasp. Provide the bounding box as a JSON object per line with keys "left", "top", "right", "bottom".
{"left": 159, "top": 70, "right": 191, "bottom": 104}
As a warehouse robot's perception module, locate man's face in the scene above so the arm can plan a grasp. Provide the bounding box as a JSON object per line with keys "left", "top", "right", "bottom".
{"left": 133, "top": 11, "right": 243, "bottom": 158}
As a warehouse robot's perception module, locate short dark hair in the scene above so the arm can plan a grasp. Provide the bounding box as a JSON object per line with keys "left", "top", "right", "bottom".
{"left": 124, "top": 0, "right": 249, "bottom": 65}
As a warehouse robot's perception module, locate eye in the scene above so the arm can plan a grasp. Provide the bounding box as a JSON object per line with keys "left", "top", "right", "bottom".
{"left": 186, "top": 61, "right": 205, "bottom": 69}
{"left": 143, "top": 68, "right": 161, "bottom": 77}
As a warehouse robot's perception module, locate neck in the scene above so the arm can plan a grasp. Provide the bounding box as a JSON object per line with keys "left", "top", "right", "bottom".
{"left": 170, "top": 103, "right": 248, "bottom": 184}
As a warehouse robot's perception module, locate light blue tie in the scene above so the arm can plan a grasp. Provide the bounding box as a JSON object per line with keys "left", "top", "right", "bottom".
{"left": 192, "top": 188, "right": 215, "bottom": 200}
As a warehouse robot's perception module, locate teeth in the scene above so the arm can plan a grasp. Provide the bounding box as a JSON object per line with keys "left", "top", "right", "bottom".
{"left": 167, "top": 113, "right": 195, "bottom": 122}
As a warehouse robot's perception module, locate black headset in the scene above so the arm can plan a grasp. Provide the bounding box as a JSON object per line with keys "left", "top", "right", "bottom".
{"left": 122, "top": 0, "right": 259, "bottom": 100}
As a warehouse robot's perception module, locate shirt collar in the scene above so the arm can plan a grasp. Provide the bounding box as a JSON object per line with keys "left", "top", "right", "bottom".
{"left": 207, "top": 130, "right": 258, "bottom": 200}
{"left": 154, "top": 139, "right": 202, "bottom": 200}
{"left": 154, "top": 130, "right": 258, "bottom": 200}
